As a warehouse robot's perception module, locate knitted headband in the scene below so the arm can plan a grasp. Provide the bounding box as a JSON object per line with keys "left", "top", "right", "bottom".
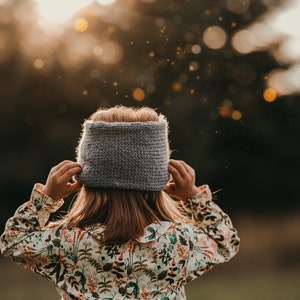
{"left": 76, "top": 115, "right": 170, "bottom": 191}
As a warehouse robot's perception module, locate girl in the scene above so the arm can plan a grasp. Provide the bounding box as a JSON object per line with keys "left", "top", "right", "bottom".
{"left": 0, "top": 106, "right": 240, "bottom": 300}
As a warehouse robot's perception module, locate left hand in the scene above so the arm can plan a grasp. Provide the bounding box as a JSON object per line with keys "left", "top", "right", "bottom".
{"left": 41, "top": 160, "right": 82, "bottom": 200}
{"left": 164, "top": 159, "right": 199, "bottom": 202}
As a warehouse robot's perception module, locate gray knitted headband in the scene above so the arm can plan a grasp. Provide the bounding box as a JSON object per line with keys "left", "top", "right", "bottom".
{"left": 76, "top": 115, "right": 170, "bottom": 191}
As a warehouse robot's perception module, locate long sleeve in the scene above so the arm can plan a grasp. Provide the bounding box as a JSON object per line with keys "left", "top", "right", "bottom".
{"left": 0, "top": 183, "right": 240, "bottom": 300}
{"left": 0, "top": 184, "right": 64, "bottom": 277}
{"left": 181, "top": 185, "right": 240, "bottom": 281}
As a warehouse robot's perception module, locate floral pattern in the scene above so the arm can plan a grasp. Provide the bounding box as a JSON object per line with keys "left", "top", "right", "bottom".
{"left": 0, "top": 184, "right": 240, "bottom": 300}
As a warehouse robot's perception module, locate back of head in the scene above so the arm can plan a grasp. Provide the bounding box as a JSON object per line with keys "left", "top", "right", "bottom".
{"left": 76, "top": 105, "right": 170, "bottom": 191}
{"left": 63, "top": 105, "right": 185, "bottom": 243}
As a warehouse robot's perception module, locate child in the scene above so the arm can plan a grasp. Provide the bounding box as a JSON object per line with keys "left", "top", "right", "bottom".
{"left": 0, "top": 105, "right": 240, "bottom": 300}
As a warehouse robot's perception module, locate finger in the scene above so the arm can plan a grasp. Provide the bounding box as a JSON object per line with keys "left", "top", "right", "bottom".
{"left": 168, "top": 162, "right": 184, "bottom": 183}
{"left": 169, "top": 160, "right": 189, "bottom": 178}
{"left": 61, "top": 166, "right": 82, "bottom": 183}
{"left": 53, "top": 163, "right": 82, "bottom": 184}
{"left": 51, "top": 160, "right": 75, "bottom": 171}
{"left": 49, "top": 161, "right": 74, "bottom": 177}
{"left": 176, "top": 160, "right": 194, "bottom": 175}
{"left": 163, "top": 182, "right": 176, "bottom": 195}
{"left": 66, "top": 180, "right": 82, "bottom": 193}
{"left": 55, "top": 161, "right": 81, "bottom": 176}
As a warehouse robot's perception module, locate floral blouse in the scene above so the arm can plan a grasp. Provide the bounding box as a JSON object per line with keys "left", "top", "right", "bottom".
{"left": 0, "top": 184, "right": 240, "bottom": 300}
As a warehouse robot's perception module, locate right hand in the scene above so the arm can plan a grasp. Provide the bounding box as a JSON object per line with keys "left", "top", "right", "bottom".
{"left": 40, "top": 160, "right": 82, "bottom": 201}
{"left": 164, "top": 159, "right": 200, "bottom": 202}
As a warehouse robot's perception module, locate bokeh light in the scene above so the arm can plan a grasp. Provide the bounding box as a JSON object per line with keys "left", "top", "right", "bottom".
{"left": 203, "top": 26, "right": 227, "bottom": 50}
{"left": 98, "top": 0, "right": 117, "bottom": 4}
{"left": 33, "top": 58, "right": 45, "bottom": 69}
{"left": 75, "top": 18, "right": 89, "bottom": 32}
{"left": 36, "top": 0, "right": 117, "bottom": 23}
{"left": 226, "top": 0, "right": 250, "bottom": 14}
{"left": 132, "top": 88, "right": 145, "bottom": 101}
{"left": 36, "top": 0, "right": 93, "bottom": 23}
{"left": 231, "top": 30, "right": 256, "bottom": 54}
{"left": 191, "top": 44, "right": 201, "bottom": 54}
{"left": 0, "top": 2, "right": 300, "bottom": 299}
{"left": 267, "top": 65, "right": 300, "bottom": 95}
{"left": 263, "top": 87, "right": 277, "bottom": 102}
{"left": 232, "top": 0, "right": 300, "bottom": 95}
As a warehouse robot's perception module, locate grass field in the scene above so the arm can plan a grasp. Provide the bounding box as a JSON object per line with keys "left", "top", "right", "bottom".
{"left": 1, "top": 213, "right": 300, "bottom": 300}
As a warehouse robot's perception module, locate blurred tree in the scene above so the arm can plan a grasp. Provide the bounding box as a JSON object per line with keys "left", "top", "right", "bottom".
{"left": 0, "top": 0, "right": 299, "bottom": 230}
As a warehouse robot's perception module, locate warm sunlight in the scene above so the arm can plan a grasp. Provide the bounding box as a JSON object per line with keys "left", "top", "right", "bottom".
{"left": 36, "top": 0, "right": 117, "bottom": 23}
{"left": 232, "top": 0, "right": 300, "bottom": 96}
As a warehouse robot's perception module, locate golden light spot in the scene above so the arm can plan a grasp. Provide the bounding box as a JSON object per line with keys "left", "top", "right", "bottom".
{"left": 191, "top": 44, "right": 201, "bottom": 54}
{"left": 160, "top": 26, "right": 166, "bottom": 34}
{"left": 232, "top": 30, "right": 256, "bottom": 54}
{"left": 75, "top": 18, "right": 88, "bottom": 32}
{"left": 203, "top": 26, "right": 227, "bottom": 50}
{"left": 93, "top": 46, "right": 103, "bottom": 56}
{"left": 189, "top": 61, "right": 199, "bottom": 71}
{"left": 190, "top": 89, "right": 195, "bottom": 94}
{"left": 231, "top": 110, "right": 242, "bottom": 120}
{"left": 83, "top": 90, "right": 88, "bottom": 96}
{"left": 263, "top": 88, "right": 277, "bottom": 102}
{"left": 34, "top": 58, "right": 44, "bottom": 69}
{"left": 149, "top": 51, "right": 155, "bottom": 58}
{"left": 133, "top": 88, "right": 145, "bottom": 101}
{"left": 219, "top": 106, "right": 231, "bottom": 118}
{"left": 172, "top": 81, "right": 182, "bottom": 92}
{"left": 113, "top": 81, "right": 118, "bottom": 87}
{"left": 204, "top": 9, "right": 211, "bottom": 16}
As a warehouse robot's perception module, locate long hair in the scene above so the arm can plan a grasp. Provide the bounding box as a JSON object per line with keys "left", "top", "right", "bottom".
{"left": 57, "top": 106, "right": 188, "bottom": 243}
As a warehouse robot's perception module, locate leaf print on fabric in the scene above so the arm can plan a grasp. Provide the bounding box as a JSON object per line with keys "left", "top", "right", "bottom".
{"left": 98, "top": 277, "right": 113, "bottom": 293}
{"left": 105, "top": 244, "right": 120, "bottom": 259}
{"left": 112, "top": 261, "right": 125, "bottom": 279}
{"left": 103, "top": 263, "right": 113, "bottom": 272}
{"left": 66, "top": 275, "right": 80, "bottom": 292}
{"left": 146, "top": 226, "right": 158, "bottom": 240}
{"left": 74, "top": 270, "right": 87, "bottom": 287}
{"left": 78, "top": 244, "right": 93, "bottom": 260}
{"left": 88, "top": 258, "right": 103, "bottom": 272}
{"left": 45, "top": 261, "right": 67, "bottom": 283}
{"left": 0, "top": 184, "right": 240, "bottom": 300}
{"left": 169, "top": 233, "right": 177, "bottom": 245}
{"left": 132, "top": 257, "right": 148, "bottom": 272}
{"left": 157, "top": 245, "right": 172, "bottom": 265}
{"left": 157, "top": 270, "right": 168, "bottom": 280}
{"left": 125, "top": 281, "right": 140, "bottom": 298}
{"left": 143, "top": 268, "right": 157, "bottom": 282}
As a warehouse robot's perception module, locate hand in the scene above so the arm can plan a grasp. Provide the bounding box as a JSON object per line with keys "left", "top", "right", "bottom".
{"left": 41, "top": 160, "right": 82, "bottom": 200}
{"left": 164, "top": 159, "right": 199, "bottom": 202}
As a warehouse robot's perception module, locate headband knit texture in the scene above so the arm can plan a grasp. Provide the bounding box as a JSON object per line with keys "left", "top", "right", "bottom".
{"left": 76, "top": 116, "right": 169, "bottom": 191}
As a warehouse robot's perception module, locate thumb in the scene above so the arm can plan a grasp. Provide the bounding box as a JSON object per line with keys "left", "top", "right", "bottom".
{"left": 164, "top": 182, "right": 176, "bottom": 196}
{"left": 67, "top": 180, "right": 82, "bottom": 194}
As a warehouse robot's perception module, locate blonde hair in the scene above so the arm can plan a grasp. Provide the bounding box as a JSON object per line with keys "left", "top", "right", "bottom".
{"left": 58, "top": 106, "right": 188, "bottom": 243}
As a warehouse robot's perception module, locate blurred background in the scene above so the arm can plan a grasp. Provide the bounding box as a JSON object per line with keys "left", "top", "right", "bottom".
{"left": 0, "top": 0, "right": 299, "bottom": 299}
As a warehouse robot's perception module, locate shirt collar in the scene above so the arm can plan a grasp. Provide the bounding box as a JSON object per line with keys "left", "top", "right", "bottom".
{"left": 136, "top": 221, "right": 173, "bottom": 243}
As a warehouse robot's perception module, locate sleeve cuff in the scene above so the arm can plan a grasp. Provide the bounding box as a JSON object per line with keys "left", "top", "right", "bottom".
{"left": 31, "top": 183, "right": 64, "bottom": 213}
{"left": 182, "top": 184, "right": 212, "bottom": 213}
